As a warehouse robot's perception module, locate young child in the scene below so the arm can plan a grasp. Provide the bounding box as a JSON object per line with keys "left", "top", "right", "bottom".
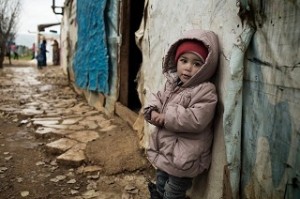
{"left": 144, "top": 29, "right": 219, "bottom": 199}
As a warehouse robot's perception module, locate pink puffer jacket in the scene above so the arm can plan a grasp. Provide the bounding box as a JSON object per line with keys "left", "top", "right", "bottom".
{"left": 145, "top": 29, "right": 219, "bottom": 178}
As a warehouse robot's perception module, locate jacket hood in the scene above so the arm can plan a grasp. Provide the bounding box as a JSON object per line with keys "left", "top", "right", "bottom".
{"left": 163, "top": 29, "right": 219, "bottom": 87}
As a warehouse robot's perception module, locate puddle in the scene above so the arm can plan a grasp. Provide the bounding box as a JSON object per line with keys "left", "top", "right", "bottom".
{"left": 6, "top": 130, "right": 39, "bottom": 149}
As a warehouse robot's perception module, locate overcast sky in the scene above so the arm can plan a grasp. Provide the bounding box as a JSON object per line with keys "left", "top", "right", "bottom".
{"left": 16, "top": 0, "right": 63, "bottom": 47}
{"left": 18, "top": 0, "right": 63, "bottom": 34}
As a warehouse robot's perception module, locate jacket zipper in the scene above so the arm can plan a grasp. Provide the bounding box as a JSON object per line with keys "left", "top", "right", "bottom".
{"left": 155, "top": 87, "right": 181, "bottom": 157}
{"left": 161, "top": 86, "right": 180, "bottom": 112}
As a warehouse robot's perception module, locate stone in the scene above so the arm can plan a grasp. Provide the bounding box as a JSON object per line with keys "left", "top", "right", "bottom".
{"left": 83, "top": 110, "right": 102, "bottom": 116}
{"left": 61, "top": 117, "right": 82, "bottom": 125}
{"left": 33, "top": 120, "right": 59, "bottom": 126}
{"left": 0, "top": 167, "right": 8, "bottom": 173}
{"left": 20, "top": 108, "right": 44, "bottom": 116}
{"left": 85, "top": 115, "right": 105, "bottom": 122}
{"left": 100, "top": 125, "right": 117, "bottom": 132}
{"left": 67, "top": 179, "right": 76, "bottom": 184}
{"left": 50, "top": 175, "right": 67, "bottom": 182}
{"left": 56, "top": 144, "right": 86, "bottom": 166}
{"left": 98, "top": 120, "right": 113, "bottom": 128}
{"left": 76, "top": 165, "right": 103, "bottom": 174}
{"left": 20, "top": 191, "right": 29, "bottom": 197}
{"left": 66, "top": 131, "right": 99, "bottom": 143}
{"left": 42, "top": 124, "right": 70, "bottom": 129}
{"left": 68, "top": 125, "right": 86, "bottom": 130}
{"left": 31, "top": 117, "right": 62, "bottom": 121}
{"left": 34, "top": 127, "right": 58, "bottom": 138}
{"left": 78, "top": 120, "right": 98, "bottom": 129}
{"left": 46, "top": 138, "right": 78, "bottom": 154}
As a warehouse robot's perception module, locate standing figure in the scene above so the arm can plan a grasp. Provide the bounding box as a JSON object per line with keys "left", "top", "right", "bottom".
{"left": 37, "top": 39, "right": 47, "bottom": 68}
{"left": 52, "top": 40, "right": 60, "bottom": 65}
{"left": 31, "top": 43, "right": 36, "bottom": 60}
{"left": 144, "top": 29, "right": 219, "bottom": 199}
{"left": 5, "top": 43, "right": 11, "bottom": 65}
{"left": 11, "top": 43, "right": 19, "bottom": 60}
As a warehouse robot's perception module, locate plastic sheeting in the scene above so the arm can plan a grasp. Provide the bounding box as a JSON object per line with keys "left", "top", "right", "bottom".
{"left": 137, "top": 0, "right": 300, "bottom": 198}
{"left": 240, "top": 1, "right": 300, "bottom": 198}
{"left": 103, "top": 0, "right": 120, "bottom": 112}
{"left": 223, "top": 23, "right": 255, "bottom": 199}
{"left": 136, "top": 0, "right": 239, "bottom": 198}
{"left": 60, "top": 0, "right": 300, "bottom": 197}
{"left": 73, "top": 0, "right": 109, "bottom": 93}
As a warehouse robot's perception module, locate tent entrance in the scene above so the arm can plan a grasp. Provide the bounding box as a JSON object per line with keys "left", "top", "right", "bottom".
{"left": 119, "top": 0, "right": 144, "bottom": 113}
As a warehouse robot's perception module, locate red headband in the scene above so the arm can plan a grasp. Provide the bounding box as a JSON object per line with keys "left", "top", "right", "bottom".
{"left": 175, "top": 41, "right": 208, "bottom": 62}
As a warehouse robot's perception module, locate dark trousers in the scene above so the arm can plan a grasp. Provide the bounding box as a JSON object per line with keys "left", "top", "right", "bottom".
{"left": 156, "top": 169, "right": 193, "bottom": 199}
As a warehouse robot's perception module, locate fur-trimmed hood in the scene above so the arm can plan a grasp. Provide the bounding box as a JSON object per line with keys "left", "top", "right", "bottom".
{"left": 163, "top": 29, "right": 219, "bottom": 87}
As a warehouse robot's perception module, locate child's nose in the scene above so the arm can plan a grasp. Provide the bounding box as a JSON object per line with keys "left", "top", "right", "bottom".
{"left": 185, "top": 62, "right": 193, "bottom": 71}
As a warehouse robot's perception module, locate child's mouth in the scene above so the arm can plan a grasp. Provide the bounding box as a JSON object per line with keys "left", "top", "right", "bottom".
{"left": 182, "top": 74, "right": 191, "bottom": 79}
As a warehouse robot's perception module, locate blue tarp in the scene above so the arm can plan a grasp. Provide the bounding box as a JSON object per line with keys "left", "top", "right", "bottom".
{"left": 74, "top": 0, "right": 109, "bottom": 93}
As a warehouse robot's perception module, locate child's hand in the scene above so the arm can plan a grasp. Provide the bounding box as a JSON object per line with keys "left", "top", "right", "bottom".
{"left": 150, "top": 111, "right": 165, "bottom": 127}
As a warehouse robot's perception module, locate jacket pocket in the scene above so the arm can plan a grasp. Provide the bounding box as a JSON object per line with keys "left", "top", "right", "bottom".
{"left": 171, "top": 138, "right": 198, "bottom": 171}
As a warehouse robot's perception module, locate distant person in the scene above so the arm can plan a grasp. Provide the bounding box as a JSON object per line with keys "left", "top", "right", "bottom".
{"left": 5, "top": 43, "right": 11, "bottom": 65}
{"left": 52, "top": 40, "right": 60, "bottom": 65}
{"left": 11, "top": 43, "right": 19, "bottom": 60}
{"left": 31, "top": 43, "right": 36, "bottom": 60}
{"left": 37, "top": 39, "right": 48, "bottom": 68}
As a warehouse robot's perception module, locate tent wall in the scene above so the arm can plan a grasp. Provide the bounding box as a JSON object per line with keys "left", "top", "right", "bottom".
{"left": 73, "top": 0, "right": 109, "bottom": 93}
{"left": 135, "top": 0, "right": 237, "bottom": 198}
{"left": 59, "top": 0, "right": 300, "bottom": 198}
{"left": 60, "top": 0, "right": 77, "bottom": 79}
{"left": 61, "top": 0, "right": 120, "bottom": 114}
{"left": 240, "top": 1, "right": 300, "bottom": 198}
{"left": 136, "top": 0, "right": 300, "bottom": 198}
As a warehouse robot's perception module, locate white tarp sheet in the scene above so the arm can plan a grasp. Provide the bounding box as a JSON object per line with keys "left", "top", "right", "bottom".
{"left": 136, "top": 0, "right": 300, "bottom": 198}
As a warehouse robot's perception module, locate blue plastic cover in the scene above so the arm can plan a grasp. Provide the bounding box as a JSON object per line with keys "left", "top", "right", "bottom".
{"left": 74, "top": 0, "right": 109, "bottom": 93}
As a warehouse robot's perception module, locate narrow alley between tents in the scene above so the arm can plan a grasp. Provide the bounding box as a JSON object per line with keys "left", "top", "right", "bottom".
{"left": 0, "top": 60, "right": 152, "bottom": 199}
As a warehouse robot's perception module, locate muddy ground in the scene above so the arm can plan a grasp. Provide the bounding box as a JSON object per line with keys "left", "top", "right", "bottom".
{"left": 0, "top": 61, "right": 154, "bottom": 199}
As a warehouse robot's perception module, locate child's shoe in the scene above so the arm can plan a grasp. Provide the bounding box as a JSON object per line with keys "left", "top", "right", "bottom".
{"left": 148, "top": 181, "right": 162, "bottom": 199}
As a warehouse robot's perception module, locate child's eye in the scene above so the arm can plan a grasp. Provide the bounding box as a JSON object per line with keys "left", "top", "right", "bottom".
{"left": 193, "top": 62, "right": 202, "bottom": 67}
{"left": 179, "top": 58, "right": 187, "bottom": 63}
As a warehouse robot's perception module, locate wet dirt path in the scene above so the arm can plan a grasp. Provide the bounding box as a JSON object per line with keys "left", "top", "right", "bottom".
{"left": 0, "top": 63, "right": 152, "bottom": 199}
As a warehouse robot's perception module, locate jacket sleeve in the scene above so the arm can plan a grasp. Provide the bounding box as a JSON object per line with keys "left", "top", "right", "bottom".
{"left": 164, "top": 84, "right": 217, "bottom": 133}
{"left": 144, "top": 84, "right": 165, "bottom": 122}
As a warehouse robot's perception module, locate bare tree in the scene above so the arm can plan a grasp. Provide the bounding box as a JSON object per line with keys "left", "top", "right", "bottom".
{"left": 0, "top": 0, "right": 21, "bottom": 68}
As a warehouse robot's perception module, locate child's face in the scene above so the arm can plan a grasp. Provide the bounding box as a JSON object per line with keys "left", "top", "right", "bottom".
{"left": 176, "top": 52, "right": 204, "bottom": 83}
